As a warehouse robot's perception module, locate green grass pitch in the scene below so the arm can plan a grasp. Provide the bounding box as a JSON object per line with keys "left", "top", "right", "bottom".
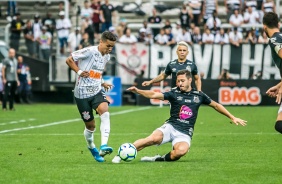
{"left": 0, "top": 104, "right": 281, "bottom": 184}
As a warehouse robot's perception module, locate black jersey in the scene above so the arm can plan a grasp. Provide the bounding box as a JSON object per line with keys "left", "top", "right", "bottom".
{"left": 268, "top": 32, "right": 282, "bottom": 77}
{"left": 163, "top": 87, "right": 212, "bottom": 138}
{"left": 164, "top": 59, "right": 198, "bottom": 88}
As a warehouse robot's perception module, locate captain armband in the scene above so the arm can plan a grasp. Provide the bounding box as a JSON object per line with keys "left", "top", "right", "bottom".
{"left": 274, "top": 45, "right": 282, "bottom": 54}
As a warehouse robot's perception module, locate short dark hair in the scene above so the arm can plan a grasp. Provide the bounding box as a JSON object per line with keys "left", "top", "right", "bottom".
{"left": 176, "top": 69, "right": 192, "bottom": 79}
{"left": 101, "top": 31, "right": 117, "bottom": 42}
{"left": 263, "top": 12, "right": 279, "bottom": 29}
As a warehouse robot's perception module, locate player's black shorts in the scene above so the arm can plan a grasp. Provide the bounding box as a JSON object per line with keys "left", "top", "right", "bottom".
{"left": 74, "top": 90, "right": 109, "bottom": 122}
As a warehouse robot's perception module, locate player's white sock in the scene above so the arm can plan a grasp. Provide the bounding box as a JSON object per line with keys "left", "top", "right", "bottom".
{"left": 100, "top": 112, "right": 110, "bottom": 145}
{"left": 84, "top": 128, "right": 95, "bottom": 149}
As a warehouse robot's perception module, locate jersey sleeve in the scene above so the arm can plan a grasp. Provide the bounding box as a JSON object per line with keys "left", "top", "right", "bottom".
{"left": 200, "top": 91, "right": 212, "bottom": 105}
{"left": 71, "top": 47, "right": 91, "bottom": 61}
{"left": 191, "top": 62, "right": 198, "bottom": 75}
{"left": 2, "top": 59, "right": 9, "bottom": 67}
{"left": 164, "top": 62, "right": 172, "bottom": 76}
{"left": 163, "top": 90, "right": 175, "bottom": 101}
{"left": 269, "top": 34, "right": 282, "bottom": 55}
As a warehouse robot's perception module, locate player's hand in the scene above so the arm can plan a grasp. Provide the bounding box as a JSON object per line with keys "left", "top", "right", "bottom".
{"left": 230, "top": 117, "right": 247, "bottom": 126}
{"left": 275, "top": 85, "right": 282, "bottom": 104}
{"left": 127, "top": 86, "right": 138, "bottom": 93}
{"left": 79, "top": 71, "right": 89, "bottom": 78}
{"left": 102, "top": 83, "right": 114, "bottom": 92}
{"left": 142, "top": 81, "right": 151, "bottom": 86}
{"left": 266, "top": 85, "right": 278, "bottom": 98}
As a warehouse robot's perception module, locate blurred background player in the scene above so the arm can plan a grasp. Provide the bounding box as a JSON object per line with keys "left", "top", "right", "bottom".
{"left": 2, "top": 48, "right": 19, "bottom": 111}
{"left": 263, "top": 12, "right": 282, "bottom": 134}
{"left": 17, "top": 56, "right": 31, "bottom": 103}
{"left": 142, "top": 41, "right": 201, "bottom": 91}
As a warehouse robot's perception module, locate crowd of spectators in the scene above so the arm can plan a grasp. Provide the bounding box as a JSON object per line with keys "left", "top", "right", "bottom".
{"left": 2, "top": 0, "right": 277, "bottom": 60}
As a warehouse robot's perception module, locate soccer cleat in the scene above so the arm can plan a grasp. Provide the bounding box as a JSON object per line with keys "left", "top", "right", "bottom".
{"left": 140, "top": 155, "right": 161, "bottom": 162}
{"left": 88, "top": 147, "right": 105, "bottom": 162}
{"left": 99, "top": 144, "right": 113, "bottom": 157}
{"left": 112, "top": 155, "right": 121, "bottom": 164}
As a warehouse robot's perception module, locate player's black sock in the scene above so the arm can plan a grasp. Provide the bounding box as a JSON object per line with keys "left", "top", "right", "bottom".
{"left": 155, "top": 152, "right": 180, "bottom": 162}
{"left": 275, "top": 121, "right": 282, "bottom": 134}
{"left": 155, "top": 156, "right": 165, "bottom": 161}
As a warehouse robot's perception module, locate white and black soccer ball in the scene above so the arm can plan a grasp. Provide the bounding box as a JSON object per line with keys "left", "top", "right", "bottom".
{"left": 118, "top": 143, "right": 137, "bottom": 162}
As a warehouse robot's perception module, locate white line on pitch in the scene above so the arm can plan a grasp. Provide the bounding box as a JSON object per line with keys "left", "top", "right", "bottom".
{"left": 0, "top": 132, "right": 279, "bottom": 136}
{"left": 0, "top": 106, "right": 152, "bottom": 134}
{"left": 0, "top": 118, "right": 36, "bottom": 126}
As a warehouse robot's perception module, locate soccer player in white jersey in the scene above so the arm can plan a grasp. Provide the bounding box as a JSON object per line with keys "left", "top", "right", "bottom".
{"left": 66, "top": 31, "right": 117, "bottom": 162}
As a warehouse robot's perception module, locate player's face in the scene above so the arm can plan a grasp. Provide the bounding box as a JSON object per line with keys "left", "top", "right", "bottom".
{"left": 99, "top": 39, "right": 116, "bottom": 55}
{"left": 177, "top": 45, "right": 188, "bottom": 61}
{"left": 177, "top": 74, "right": 192, "bottom": 92}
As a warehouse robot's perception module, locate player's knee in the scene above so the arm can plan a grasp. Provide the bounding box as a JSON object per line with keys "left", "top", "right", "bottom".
{"left": 100, "top": 111, "right": 110, "bottom": 119}
{"left": 85, "top": 120, "right": 95, "bottom": 130}
{"left": 275, "top": 121, "right": 282, "bottom": 134}
{"left": 175, "top": 148, "right": 188, "bottom": 157}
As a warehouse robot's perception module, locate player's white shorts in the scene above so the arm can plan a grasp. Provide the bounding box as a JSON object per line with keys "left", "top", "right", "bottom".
{"left": 278, "top": 103, "right": 282, "bottom": 114}
{"left": 155, "top": 123, "right": 191, "bottom": 147}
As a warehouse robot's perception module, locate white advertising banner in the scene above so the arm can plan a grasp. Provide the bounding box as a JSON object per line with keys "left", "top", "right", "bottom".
{"left": 115, "top": 43, "right": 149, "bottom": 85}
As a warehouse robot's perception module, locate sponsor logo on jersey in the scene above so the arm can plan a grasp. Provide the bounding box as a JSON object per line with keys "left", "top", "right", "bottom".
{"left": 89, "top": 69, "right": 102, "bottom": 79}
{"left": 185, "top": 99, "right": 191, "bottom": 103}
{"left": 177, "top": 118, "right": 190, "bottom": 124}
{"left": 177, "top": 96, "right": 183, "bottom": 101}
{"left": 94, "top": 53, "right": 99, "bottom": 58}
{"left": 186, "top": 65, "right": 191, "bottom": 71}
{"left": 82, "top": 111, "right": 90, "bottom": 120}
{"left": 179, "top": 105, "right": 193, "bottom": 119}
{"left": 170, "top": 61, "right": 176, "bottom": 64}
{"left": 86, "top": 86, "right": 98, "bottom": 93}
{"left": 270, "top": 37, "right": 276, "bottom": 43}
{"left": 172, "top": 68, "right": 177, "bottom": 72}
{"left": 193, "top": 96, "right": 200, "bottom": 103}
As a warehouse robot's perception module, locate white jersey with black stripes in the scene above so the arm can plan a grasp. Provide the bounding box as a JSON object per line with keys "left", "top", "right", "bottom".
{"left": 71, "top": 46, "right": 110, "bottom": 99}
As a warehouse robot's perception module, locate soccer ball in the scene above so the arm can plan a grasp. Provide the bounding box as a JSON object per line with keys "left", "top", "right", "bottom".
{"left": 118, "top": 143, "right": 137, "bottom": 162}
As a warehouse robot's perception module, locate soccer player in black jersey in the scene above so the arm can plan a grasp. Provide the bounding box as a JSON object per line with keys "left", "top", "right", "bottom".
{"left": 263, "top": 12, "right": 282, "bottom": 134}
{"left": 142, "top": 41, "right": 202, "bottom": 90}
{"left": 112, "top": 69, "right": 246, "bottom": 163}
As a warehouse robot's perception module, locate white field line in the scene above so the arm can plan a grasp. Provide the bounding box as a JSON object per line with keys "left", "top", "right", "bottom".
{"left": 0, "top": 118, "right": 36, "bottom": 126}
{"left": 0, "top": 132, "right": 279, "bottom": 136}
{"left": 0, "top": 106, "right": 152, "bottom": 134}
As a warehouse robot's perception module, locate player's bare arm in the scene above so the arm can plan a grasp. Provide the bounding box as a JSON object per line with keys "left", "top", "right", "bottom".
{"left": 209, "top": 100, "right": 247, "bottom": 126}
{"left": 127, "top": 86, "right": 164, "bottom": 100}
{"left": 66, "top": 56, "right": 89, "bottom": 78}
{"left": 194, "top": 74, "right": 202, "bottom": 91}
{"left": 2, "top": 65, "right": 6, "bottom": 84}
{"left": 142, "top": 72, "right": 168, "bottom": 86}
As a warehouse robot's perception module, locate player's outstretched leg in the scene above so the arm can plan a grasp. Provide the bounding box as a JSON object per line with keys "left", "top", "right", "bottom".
{"left": 140, "top": 155, "right": 162, "bottom": 162}
{"left": 275, "top": 121, "right": 282, "bottom": 134}
{"left": 112, "top": 155, "right": 121, "bottom": 163}
{"left": 141, "top": 151, "right": 182, "bottom": 162}
{"left": 88, "top": 147, "right": 105, "bottom": 162}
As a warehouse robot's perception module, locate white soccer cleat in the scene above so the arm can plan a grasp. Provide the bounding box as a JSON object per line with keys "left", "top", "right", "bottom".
{"left": 140, "top": 155, "right": 161, "bottom": 162}
{"left": 112, "top": 155, "right": 121, "bottom": 163}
